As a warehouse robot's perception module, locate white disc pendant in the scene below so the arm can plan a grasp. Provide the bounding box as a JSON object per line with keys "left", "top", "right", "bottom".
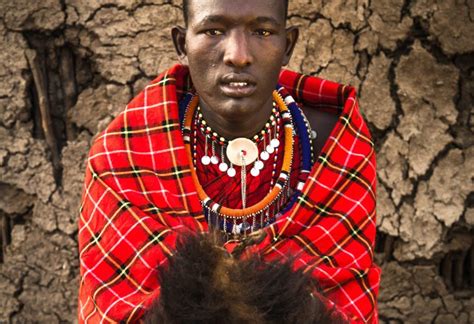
{"left": 210, "top": 155, "right": 219, "bottom": 165}
{"left": 260, "top": 151, "right": 270, "bottom": 161}
{"left": 270, "top": 138, "right": 280, "bottom": 148}
{"left": 232, "top": 223, "right": 240, "bottom": 235}
{"left": 266, "top": 145, "right": 275, "bottom": 154}
{"left": 255, "top": 160, "right": 264, "bottom": 170}
{"left": 311, "top": 130, "right": 318, "bottom": 140}
{"left": 227, "top": 167, "right": 236, "bottom": 177}
{"left": 250, "top": 167, "right": 260, "bottom": 177}
{"left": 219, "top": 162, "right": 228, "bottom": 172}
{"left": 226, "top": 138, "right": 258, "bottom": 166}
{"left": 201, "top": 155, "right": 211, "bottom": 165}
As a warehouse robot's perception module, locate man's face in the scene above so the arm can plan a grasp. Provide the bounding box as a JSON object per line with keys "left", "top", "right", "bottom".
{"left": 174, "top": 0, "right": 297, "bottom": 122}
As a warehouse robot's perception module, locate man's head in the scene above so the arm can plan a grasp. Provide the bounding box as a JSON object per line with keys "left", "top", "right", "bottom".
{"left": 172, "top": 0, "right": 298, "bottom": 139}
{"left": 182, "top": 0, "right": 290, "bottom": 26}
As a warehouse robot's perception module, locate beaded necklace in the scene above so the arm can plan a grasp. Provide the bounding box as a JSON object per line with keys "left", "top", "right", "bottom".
{"left": 194, "top": 106, "right": 281, "bottom": 178}
{"left": 181, "top": 88, "right": 315, "bottom": 236}
{"left": 274, "top": 86, "right": 316, "bottom": 216}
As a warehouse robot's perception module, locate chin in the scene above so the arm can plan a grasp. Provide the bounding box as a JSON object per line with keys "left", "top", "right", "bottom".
{"left": 221, "top": 102, "right": 255, "bottom": 119}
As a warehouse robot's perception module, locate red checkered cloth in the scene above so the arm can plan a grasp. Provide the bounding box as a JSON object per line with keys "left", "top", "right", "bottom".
{"left": 78, "top": 64, "right": 380, "bottom": 323}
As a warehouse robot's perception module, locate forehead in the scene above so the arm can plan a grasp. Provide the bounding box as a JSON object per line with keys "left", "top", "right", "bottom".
{"left": 187, "top": 0, "right": 286, "bottom": 25}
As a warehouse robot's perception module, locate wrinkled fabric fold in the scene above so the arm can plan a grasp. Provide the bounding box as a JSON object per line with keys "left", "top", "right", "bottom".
{"left": 78, "top": 64, "right": 380, "bottom": 323}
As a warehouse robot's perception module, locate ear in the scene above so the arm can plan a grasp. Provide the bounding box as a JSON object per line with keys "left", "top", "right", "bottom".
{"left": 282, "top": 26, "right": 299, "bottom": 66}
{"left": 172, "top": 26, "right": 188, "bottom": 65}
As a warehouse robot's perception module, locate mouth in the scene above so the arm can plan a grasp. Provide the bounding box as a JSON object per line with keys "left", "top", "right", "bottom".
{"left": 219, "top": 74, "right": 257, "bottom": 98}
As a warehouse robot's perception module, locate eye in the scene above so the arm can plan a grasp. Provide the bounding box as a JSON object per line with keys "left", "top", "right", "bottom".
{"left": 254, "top": 29, "right": 272, "bottom": 37}
{"left": 204, "top": 29, "right": 224, "bottom": 36}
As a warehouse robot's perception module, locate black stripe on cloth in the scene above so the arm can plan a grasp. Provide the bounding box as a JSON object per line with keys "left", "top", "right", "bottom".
{"left": 120, "top": 126, "right": 133, "bottom": 138}
{"left": 293, "top": 233, "right": 338, "bottom": 267}
{"left": 294, "top": 193, "right": 374, "bottom": 258}
{"left": 153, "top": 206, "right": 203, "bottom": 218}
{"left": 88, "top": 232, "right": 102, "bottom": 245}
{"left": 323, "top": 268, "right": 377, "bottom": 310}
{"left": 118, "top": 120, "right": 181, "bottom": 138}
{"left": 116, "top": 264, "right": 130, "bottom": 279}
{"left": 149, "top": 231, "right": 165, "bottom": 245}
{"left": 98, "top": 166, "right": 192, "bottom": 181}
{"left": 79, "top": 191, "right": 132, "bottom": 257}
{"left": 155, "top": 76, "right": 176, "bottom": 87}
{"left": 118, "top": 199, "right": 132, "bottom": 210}
{"left": 345, "top": 269, "right": 377, "bottom": 314}
{"left": 315, "top": 146, "right": 374, "bottom": 202}
{"left": 160, "top": 119, "right": 181, "bottom": 132}
{"left": 99, "top": 228, "right": 175, "bottom": 293}
{"left": 342, "top": 116, "right": 374, "bottom": 148}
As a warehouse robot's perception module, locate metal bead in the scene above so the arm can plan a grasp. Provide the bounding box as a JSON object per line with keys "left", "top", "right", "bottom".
{"left": 260, "top": 151, "right": 270, "bottom": 161}
{"left": 250, "top": 167, "right": 260, "bottom": 177}
{"left": 201, "top": 155, "right": 211, "bottom": 165}
{"left": 255, "top": 160, "right": 264, "bottom": 170}
{"left": 270, "top": 138, "right": 280, "bottom": 148}
{"left": 227, "top": 167, "right": 236, "bottom": 177}
{"left": 219, "top": 162, "right": 229, "bottom": 172}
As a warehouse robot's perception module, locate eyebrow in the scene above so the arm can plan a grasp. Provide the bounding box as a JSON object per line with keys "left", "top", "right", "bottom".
{"left": 194, "top": 15, "right": 282, "bottom": 28}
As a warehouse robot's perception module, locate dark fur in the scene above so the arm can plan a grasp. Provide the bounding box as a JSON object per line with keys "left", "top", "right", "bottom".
{"left": 143, "top": 233, "right": 347, "bottom": 324}
{"left": 182, "top": 0, "right": 290, "bottom": 26}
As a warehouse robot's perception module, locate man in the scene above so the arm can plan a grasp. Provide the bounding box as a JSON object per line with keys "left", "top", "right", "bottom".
{"left": 78, "top": 0, "right": 380, "bottom": 323}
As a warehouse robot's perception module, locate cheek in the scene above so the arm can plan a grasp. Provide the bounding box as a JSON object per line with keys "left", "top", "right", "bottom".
{"left": 187, "top": 37, "right": 218, "bottom": 59}
{"left": 187, "top": 43, "right": 219, "bottom": 75}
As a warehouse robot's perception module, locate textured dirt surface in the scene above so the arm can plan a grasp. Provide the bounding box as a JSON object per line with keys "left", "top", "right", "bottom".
{"left": 0, "top": 0, "right": 472, "bottom": 322}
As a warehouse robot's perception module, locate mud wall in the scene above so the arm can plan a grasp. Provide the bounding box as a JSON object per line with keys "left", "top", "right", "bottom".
{"left": 0, "top": 0, "right": 472, "bottom": 322}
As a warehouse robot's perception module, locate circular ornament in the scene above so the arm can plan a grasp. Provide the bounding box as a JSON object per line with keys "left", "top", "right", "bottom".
{"left": 201, "top": 155, "right": 211, "bottom": 165}
{"left": 219, "top": 162, "right": 229, "bottom": 172}
{"left": 250, "top": 167, "right": 260, "bottom": 177}
{"left": 260, "top": 151, "right": 270, "bottom": 161}
{"left": 311, "top": 130, "right": 318, "bottom": 140}
{"left": 210, "top": 156, "right": 219, "bottom": 165}
{"left": 270, "top": 138, "right": 280, "bottom": 148}
{"left": 226, "top": 138, "right": 258, "bottom": 166}
{"left": 255, "top": 160, "right": 264, "bottom": 170}
{"left": 227, "top": 167, "right": 236, "bottom": 177}
{"left": 266, "top": 145, "right": 275, "bottom": 154}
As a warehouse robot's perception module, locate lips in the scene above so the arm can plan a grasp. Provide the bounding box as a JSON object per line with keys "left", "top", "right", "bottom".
{"left": 219, "top": 74, "right": 257, "bottom": 98}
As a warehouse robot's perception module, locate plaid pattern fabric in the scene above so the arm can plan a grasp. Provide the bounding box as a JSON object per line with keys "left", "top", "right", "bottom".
{"left": 78, "top": 64, "right": 380, "bottom": 323}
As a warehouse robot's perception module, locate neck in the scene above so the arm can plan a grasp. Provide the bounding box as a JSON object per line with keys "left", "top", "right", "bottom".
{"left": 198, "top": 97, "right": 274, "bottom": 140}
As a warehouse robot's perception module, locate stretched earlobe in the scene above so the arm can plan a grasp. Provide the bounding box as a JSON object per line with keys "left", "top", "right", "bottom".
{"left": 282, "top": 26, "right": 299, "bottom": 66}
{"left": 172, "top": 26, "right": 188, "bottom": 65}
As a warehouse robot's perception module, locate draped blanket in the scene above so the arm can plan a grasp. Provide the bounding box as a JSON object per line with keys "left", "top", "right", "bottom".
{"left": 78, "top": 64, "right": 380, "bottom": 323}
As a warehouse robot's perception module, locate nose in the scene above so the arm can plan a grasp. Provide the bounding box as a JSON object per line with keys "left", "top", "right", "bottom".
{"left": 223, "top": 30, "right": 253, "bottom": 68}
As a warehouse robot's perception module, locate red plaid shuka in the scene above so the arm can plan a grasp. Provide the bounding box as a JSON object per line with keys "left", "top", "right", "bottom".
{"left": 78, "top": 64, "right": 380, "bottom": 323}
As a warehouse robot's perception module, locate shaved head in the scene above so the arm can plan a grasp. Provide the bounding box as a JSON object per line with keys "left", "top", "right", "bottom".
{"left": 182, "top": 0, "right": 290, "bottom": 25}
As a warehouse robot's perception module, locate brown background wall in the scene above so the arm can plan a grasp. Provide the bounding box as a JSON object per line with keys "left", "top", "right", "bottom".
{"left": 0, "top": 0, "right": 472, "bottom": 322}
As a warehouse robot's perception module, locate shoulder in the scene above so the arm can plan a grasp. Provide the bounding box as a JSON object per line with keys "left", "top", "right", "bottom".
{"left": 278, "top": 69, "right": 361, "bottom": 157}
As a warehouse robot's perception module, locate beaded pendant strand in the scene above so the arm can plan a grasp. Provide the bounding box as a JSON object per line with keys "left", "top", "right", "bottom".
{"left": 195, "top": 105, "right": 281, "bottom": 178}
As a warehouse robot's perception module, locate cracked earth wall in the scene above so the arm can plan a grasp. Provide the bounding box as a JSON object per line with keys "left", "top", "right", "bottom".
{"left": 0, "top": 0, "right": 472, "bottom": 323}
